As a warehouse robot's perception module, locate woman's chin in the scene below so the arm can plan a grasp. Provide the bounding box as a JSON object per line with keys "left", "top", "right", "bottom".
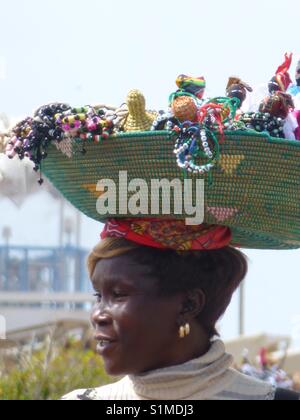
{"left": 100, "top": 355, "right": 127, "bottom": 376}
{"left": 102, "top": 359, "right": 139, "bottom": 377}
{"left": 96, "top": 343, "right": 123, "bottom": 375}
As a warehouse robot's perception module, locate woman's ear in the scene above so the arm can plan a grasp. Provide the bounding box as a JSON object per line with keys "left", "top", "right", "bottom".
{"left": 181, "top": 289, "right": 206, "bottom": 319}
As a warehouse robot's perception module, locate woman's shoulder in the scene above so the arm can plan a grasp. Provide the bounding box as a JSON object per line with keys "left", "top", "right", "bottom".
{"left": 217, "top": 369, "right": 276, "bottom": 400}
{"left": 226, "top": 371, "right": 300, "bottom": 400}
{"left": 61, "top": 377, "right": 133, "bottom": 401}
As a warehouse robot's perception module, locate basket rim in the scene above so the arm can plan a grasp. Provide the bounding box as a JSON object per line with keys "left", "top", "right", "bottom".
{"left": 43, "top": 129, "right": 300, "bottom": 251}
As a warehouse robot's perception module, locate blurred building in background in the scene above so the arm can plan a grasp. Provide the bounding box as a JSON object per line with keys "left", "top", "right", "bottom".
{"left": 0, "top": 244, "right": 89, "bottom": 293}
{"left": 0, "top": 197, "right": 93, "bottom": 333}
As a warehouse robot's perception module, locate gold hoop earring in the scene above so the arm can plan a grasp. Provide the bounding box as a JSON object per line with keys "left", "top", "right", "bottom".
{"left": 179, "top": 323, "right": 191, "bottom": 339}
{"left": 179, "top": 326, "right": 186, "bottom": 339}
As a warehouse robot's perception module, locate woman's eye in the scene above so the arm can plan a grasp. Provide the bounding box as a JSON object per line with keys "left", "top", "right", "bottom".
{"left": 93, "top": 293, "right": 102, "bottom": 303}
{"left": 113, "top": 290, "right": 127, "bottom": 299}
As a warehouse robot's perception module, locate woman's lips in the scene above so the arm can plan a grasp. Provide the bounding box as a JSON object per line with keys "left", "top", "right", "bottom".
{"left": 96, "top": 341, "right": 118, "bottom": 356}
{"left": 94, "top": 336, "right": 118, "bottom": 355}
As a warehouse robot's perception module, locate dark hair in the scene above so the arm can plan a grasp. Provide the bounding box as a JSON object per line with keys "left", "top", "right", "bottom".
{"left": 88, "top": 238, "right": 248, "bottom": 338}
{"left": 128, "top": 245, "right": 248, "bottom": 337}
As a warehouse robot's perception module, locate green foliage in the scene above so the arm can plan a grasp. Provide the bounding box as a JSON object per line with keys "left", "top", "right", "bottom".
{"left": 0, "top": 340, "right": 114, "bottom": 400}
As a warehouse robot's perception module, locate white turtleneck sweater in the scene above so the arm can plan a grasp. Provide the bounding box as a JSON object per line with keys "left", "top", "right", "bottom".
{"left": 62, "top": 340, "right": 275, "bottom": 401}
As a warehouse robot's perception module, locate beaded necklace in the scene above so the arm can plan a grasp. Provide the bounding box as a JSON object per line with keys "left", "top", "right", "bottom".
{"left": 173, "top": 123, "right": 219, "bottom": 175}
{"left": 240, "top": 112, "right": 284, "bottom": 138}
{"left": 152, "top": 96, "right": 241, "bottom": 178}
{"left": 5, "top": 103, "right": 117, "bottom": 184}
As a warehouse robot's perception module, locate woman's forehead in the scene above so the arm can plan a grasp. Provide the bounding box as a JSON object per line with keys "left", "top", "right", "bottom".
{"left": 92, "top": 255, "right": 155, "bottom": 287}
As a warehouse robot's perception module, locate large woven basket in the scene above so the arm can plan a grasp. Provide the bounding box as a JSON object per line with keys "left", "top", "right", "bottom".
{"left": 42, "top": 130, "right": 300, "bottom": 250}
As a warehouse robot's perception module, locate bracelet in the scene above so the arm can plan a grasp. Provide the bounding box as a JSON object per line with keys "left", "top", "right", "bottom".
{"left": 173, "top": 124, "right": 219, "bottom": 175}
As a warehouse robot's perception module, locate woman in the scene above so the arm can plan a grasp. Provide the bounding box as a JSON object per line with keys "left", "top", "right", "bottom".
{"left": 62, "top": 219, "right": 298, "bottom": 400}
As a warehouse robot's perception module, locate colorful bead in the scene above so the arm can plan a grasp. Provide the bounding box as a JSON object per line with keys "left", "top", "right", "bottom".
{"left": 5, "top": 102, "right": 117, "bottom": 184}
{"left": 239, "top": 112, "right": 285, "bottom": 138}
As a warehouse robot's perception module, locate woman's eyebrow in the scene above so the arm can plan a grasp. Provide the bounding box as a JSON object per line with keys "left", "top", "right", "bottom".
{"left": 93, "top": 274, "right": 137, "bottom": 288}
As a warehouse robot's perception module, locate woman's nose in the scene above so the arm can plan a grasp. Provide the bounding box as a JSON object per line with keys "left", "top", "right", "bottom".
{"left": 90, "top": 303, "right": 112, "bottom": 327}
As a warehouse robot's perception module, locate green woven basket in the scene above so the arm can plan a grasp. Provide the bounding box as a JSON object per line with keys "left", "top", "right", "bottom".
{"left": 42, "top": 130, "right": 300, "bottom": 250}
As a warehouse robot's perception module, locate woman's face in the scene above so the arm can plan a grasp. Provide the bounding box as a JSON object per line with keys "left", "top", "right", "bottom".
{"left": 90, "top": 254, "right": 183, "bottom": 376}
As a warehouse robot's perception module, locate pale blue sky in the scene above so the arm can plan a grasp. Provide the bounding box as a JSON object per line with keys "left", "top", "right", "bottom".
{"left": 1, "top": 0, "right": 300, "bottom": 345}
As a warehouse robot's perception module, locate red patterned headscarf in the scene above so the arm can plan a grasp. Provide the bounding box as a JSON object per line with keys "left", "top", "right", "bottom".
{"left": 101, "top": 218, "right": 232, "bottom": 251}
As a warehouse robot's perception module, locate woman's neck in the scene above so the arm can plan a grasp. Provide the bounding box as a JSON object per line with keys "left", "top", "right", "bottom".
{"left": 129, "top": 340, "right": 235, "bottom": 401}
{"left": 168, "top": 324, "right": 211, "bottom": 368}
{"left": 141, "top": 324, "right": 211, "bottom": 374}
